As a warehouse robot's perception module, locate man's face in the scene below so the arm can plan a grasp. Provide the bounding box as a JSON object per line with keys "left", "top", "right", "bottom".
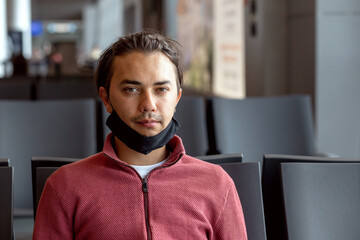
{"left": 99, "top": 51, "right": 182, "bottom": 137}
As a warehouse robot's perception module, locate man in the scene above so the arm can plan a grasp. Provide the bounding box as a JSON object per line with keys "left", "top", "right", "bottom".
{"left": 33, "top": 30, "right": 247, "bottom": 240}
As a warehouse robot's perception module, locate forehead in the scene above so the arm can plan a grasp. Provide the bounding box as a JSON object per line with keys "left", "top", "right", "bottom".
{"left": 111, "top": 52, "right": 176, "bottom": 81}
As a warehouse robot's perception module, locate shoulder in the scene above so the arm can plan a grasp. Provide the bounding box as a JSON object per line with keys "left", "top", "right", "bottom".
{"left": 46, "top": 153, "right": 107, "bottom": 188}
{"left": 180, "top": 154, "right": 226, "bottom": 171}
{"left": 175, "top": 154, "right": 234, "bottom": 188}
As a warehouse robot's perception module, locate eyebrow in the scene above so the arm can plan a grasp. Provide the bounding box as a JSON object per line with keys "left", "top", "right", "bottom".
{"left": 120, "top": 79, "right": 171, "bottom": 86}
{"left": 120, "top": 79, "right": 141, "bottom": 85}
{"left": 154, "top": 80, "right": 171, "bottom": 86}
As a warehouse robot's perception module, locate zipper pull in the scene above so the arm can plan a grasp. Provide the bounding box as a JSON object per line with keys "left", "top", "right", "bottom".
{"left": 142, "top": 178, "right": 148, "bottom": 193}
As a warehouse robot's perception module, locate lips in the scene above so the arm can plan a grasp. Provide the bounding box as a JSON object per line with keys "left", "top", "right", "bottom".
{"left": 136, "top": 119, "right": 160, "bottom": 128}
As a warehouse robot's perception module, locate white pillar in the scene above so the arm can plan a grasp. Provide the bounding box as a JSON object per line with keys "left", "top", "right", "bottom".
{"left": 83, "top": 4, "right": 97, "bottom": 58}
{"left": 164, "top": 0, "right": 178, "bottom": 39}
{"left": 7, "top": 0, "right": 32, "bottom": 59}
{"left": 0, "top": 0, "right": 7, "bottom": 77}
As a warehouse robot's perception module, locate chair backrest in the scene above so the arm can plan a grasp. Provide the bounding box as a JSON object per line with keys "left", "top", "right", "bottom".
{"left": 262, "top": 154, "right": 360, "bottom": 240}
{"left": 196, "top": 153, "right": 243, "bottom": 164}
{"left": 31, "top": 157, "right": 79, "bottom": 218}
{"left": 0, "top": 99, "right": 97, "bottom": 212}
{"left": 0, "top": 78, "right": 32, "bottom": 100}
{"left": 0, "top": 158, "right": 10, "bottom": 166}
{"left": 281, "top": 162, "right": 360, "bottom": 240}
{"left": 36, "top": 81, "right": 97, "bottom": 100}
{"left": 207, "top": 95, "right": 315, "bottom": 164}
{"left": 219, "top": 162, "right": 267, "bottom": 240}
{"left": 0, "top": 166, "right": 14, "bottom": 240}
{"left": 174, "top": 96, "right": 208, "bottom": 156}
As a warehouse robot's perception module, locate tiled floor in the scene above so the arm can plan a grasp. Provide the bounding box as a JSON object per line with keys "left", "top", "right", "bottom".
{"left": 14, "top": 217, "right": 33, "bottom": 240}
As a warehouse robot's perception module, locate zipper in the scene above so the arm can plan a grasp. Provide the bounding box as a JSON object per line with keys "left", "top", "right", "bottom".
{"left": 140, "top": 153, "right": 184, "bottom": 240}
{"left": 103, "top": 152, "right": 184, "bottom": 239}
{"left": 142, "top": 177, "right": 152, "bottom": 240}
{"left": 103, "top": 153, "right": 153, "bottom": 239}
{"left": 140, "top": 153, "right": 183, "bottom": 240}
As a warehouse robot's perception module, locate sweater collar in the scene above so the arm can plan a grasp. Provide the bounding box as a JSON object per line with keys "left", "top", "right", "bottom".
{"left": 102, "top": 133, "right": 185, "bottom": 166}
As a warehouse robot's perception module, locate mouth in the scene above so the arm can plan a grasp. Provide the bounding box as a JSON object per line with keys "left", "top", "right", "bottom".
{"left": 136, "top": 119, "right": 160, "bottom": 128}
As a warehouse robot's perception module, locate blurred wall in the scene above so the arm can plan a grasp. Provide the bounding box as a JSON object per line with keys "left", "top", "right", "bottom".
{"left": 245, "top": 0, "right": 288, "bottom": 97}
{"left": 245, "top": 0, "right": 360, "bottom": 157}
{"left": 315, "top": 0, "right": 360, "bottom": 157}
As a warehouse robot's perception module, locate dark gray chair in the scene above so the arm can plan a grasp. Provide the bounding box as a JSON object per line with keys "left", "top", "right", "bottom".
{"left": 0, "top": 99, "right": 97, "bottom": 213}
{"left": 0, "top": 166, "right": 14, "bottom": 240}
{"left": 281, "top": 162, "right": 360, "bottom": 240}
{"left": 219, "top": 162, "right": 267, "bottom": 240}
{"left": 0, "top": 158, "right": 10, "bottom": 166}
{"left": 197, "top": 154, "right": 266, "bottom": 240}
{"left": 36, "top": 81, "right": 97, "bottom": 100}
{"left": 31, "top": 157, "right": 79, "bottom": 219}
{"left": 262, "top": 154, "right": 360, "bottom": 240}
{"left": 0, "top": 78, "right": 32, "bottom": 100}
{"left": 174, "top": 96, "right": 208, "bottom": 156}
{"left": 196, "top": 153, "right": 243, "bottom": 164}
{"left": 207, "top": 95, "right": 316, "bottom": 164}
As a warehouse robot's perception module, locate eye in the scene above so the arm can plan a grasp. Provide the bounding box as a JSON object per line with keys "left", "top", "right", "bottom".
{"left": 123, "top": 87, "right": 139, "bottom": 94}
{"left": 156, "top": 87, "right": 169, "bottom": 93}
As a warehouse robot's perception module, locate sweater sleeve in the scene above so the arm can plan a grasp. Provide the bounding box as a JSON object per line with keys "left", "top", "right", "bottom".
{"left": 32, "top": 180, "right": 74, "bottom": 240}
{"left": 212, "top": 180, "right": 248, "bottom": 240}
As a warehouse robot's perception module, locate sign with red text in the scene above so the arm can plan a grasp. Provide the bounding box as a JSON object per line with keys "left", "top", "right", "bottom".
{"left": 213, "top": 0, "right": 245, "bottom": 98}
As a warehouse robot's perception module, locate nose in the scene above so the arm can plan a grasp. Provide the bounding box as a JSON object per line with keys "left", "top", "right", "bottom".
{"left": 139, "top": 91, "right": 157, "bottom": 113}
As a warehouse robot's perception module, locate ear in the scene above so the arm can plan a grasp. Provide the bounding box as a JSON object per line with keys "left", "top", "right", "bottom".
{"left": 176, "top": 88, "right": 182, "bottom": 104}
{"left": 99, "top": 87, "right": 113, "bottom": 113}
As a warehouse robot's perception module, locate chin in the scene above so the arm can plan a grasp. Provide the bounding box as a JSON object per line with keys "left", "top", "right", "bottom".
{"left": 138, "top": 129, "right": 161, "bottom": 137}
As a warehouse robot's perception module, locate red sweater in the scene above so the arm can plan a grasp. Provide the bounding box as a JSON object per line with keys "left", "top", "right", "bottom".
{"left": 33, "top": 134, "right": 247, "bottom": 240}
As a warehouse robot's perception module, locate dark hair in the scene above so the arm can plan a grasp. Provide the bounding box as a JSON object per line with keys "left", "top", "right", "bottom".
{"left": 94, "top": 30, "right": 183, "bottom": 93}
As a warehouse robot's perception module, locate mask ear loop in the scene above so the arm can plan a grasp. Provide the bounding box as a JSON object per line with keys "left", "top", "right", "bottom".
{"left": 107, "top": 95, "right": 115, "bottom": 113}
{"left": 109, "top": 101, "right": 114, "bottom": 112}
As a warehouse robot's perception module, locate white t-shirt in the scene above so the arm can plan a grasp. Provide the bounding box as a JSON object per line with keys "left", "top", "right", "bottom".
{"left": 131, "top": 159, "right": 167, "bottom": 179}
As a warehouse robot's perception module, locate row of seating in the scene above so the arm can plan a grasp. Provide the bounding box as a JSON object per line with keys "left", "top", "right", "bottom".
{"left": 30, "top": 155, "right": 266, "bottom": 239}
{"left": 0, "top": 99, "right": 99, "bottom": 211}
{"left": 3, "top": 154, "right": 359, "bottom": 240}
{"left": 0, "top": 94, "right": 316, "bottom": 212}
{"left": 174, "top": 94, "right": 317, "bottom": 163}
{"left": 262, "top": 154, "right": 360, "bottom": 240}
{"left": 0, "top": 77, "right": 97, "bottom": 100}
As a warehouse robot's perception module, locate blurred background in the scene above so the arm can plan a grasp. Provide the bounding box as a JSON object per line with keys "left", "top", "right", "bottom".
{"left": 1, "top": 0, "right": 356, "bottom": 158}
{"left": 1, "top": 0, "right": 360, "bottom": 239}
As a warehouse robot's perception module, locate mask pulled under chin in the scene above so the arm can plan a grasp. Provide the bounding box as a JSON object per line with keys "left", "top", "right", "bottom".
{"left": 106, "top": 111, "right": 180, "bottom": 155}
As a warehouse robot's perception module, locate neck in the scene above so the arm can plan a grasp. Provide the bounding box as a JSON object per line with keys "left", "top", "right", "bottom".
{"left": 114, "top": 137, "right": 169, "bottom": 166}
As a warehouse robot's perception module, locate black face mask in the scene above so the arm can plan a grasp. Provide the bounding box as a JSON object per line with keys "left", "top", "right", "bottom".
{"left": 106, "top": 110, "right": 180, "bottom": 155}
